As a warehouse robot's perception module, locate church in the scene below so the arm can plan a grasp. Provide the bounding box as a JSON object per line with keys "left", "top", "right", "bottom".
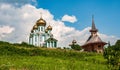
{"left": 29, "top": 15, "right": 57, "bottom": 48}
{"left": 81, "top": 16, "right": 107, "bottom": 53}
{"left": 29, "top": 12, "right": 106, "bottom": 51}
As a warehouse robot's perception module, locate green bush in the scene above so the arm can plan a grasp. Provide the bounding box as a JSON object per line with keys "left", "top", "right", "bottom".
{"left": 0, "top": 45, "right": 30, "bottom": 56}
{"left": 103, "top": 40, "right": 120, "bottom": 70}
{"left": 13, "top": 42, "right": 35, "bottom": 48}
{"left": 70, "top": 44, "right": 82, "bottom": 51}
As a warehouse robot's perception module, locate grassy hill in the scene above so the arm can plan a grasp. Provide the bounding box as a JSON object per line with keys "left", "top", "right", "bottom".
{"left": 0, "top": 41, "right": 109, "bottom": 70}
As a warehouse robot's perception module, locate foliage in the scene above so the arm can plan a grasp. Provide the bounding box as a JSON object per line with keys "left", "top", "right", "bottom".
{"left": 0, "top": 41, "right": 98, "bottom": 59}
{"left": 0, "top": 41, "right": 10, "bottom": 45}
{"left": 115, "top": 40, "right": 120, "bottom": 46}
{"left": 13, "top": 41, "right": 35, "bottom": 48}
{"left": 0, "top": 45, "right": 30, "bottom": 56}
{"left": 103, "top": 40, "right": 120, "bottom": 70}
{"left": 70, "top": 44, "right": 82, "bottom": 51}
{"left": 0, "top": 41, "right": 109, "bottom": 70}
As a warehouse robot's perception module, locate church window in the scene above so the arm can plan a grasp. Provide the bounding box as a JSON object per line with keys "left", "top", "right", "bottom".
{"left": 40, "top": 36, "right": 42, "bottom": 41}
{"left": 35, "top": 35, "right": 37, "bottom": 42}
{"left": 98, "top": 45, "right": 101, "bottom": 48}
{"left": 48, "top": 42, "right": 50, "bottom": 47}
{"left": 38, "top": 28, "right": 40, "bottom": 31}
{"left": 41, "top": 27, "right": 43, "bottom": 31}
{"left": 54, "top": 42, "right": 56, "bottom": 47}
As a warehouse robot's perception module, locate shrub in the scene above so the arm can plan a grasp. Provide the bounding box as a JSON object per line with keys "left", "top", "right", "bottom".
{"left": 0, "top": 45, "right": 29, "bottom": 56}
{"left": 70, "top": 44, "right": 82, "bottom": 51}
{"left": 103, "top": 40, "right": 120, "bottom": 70}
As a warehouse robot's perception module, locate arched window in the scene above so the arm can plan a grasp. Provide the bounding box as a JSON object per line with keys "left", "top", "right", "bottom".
{"left": 41, "top": 27, "right": 43, "bottom": 31}
{"left": 54, "top": 42, "right": 56, "bottom": 47}
{"left": 38, "top": 27, "right": 40, "bottom": 31}
{"left": 35, "top": 35, "right": 37, "bottom": 42}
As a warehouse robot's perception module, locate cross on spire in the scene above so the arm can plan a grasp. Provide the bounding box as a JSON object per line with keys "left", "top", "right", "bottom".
{"left": 40, "top": 12, "right": 42, "bottom": 18}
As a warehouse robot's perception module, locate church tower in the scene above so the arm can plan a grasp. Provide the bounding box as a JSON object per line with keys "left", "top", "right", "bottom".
{"left": 29, "top": 13, "right": 57, "bottom": 48}
{"left": 90, "top": 16, "right": 98, "bottom": 36}
{"left": 81, "top": 16, "right": 107, "bottom": 53}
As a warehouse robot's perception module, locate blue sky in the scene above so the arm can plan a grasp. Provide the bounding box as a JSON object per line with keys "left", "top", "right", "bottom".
{"left": 0, "top": 0, "right": 119, "bottom": 46}
{"left": 32, "top": 0, "right": 120, "bottom": 37}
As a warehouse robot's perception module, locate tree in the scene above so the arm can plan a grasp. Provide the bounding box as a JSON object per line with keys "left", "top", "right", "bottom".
{"left": 70, "top": 44, "right": 81, "bottom": 51}
{"left": 115, "top": 40, "right": 120, "bottom": 46}
{"left": 103, "top": 40, "right": 120, "bottom": 70}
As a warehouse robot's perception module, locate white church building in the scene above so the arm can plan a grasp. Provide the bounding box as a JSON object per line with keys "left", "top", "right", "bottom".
{"left": 29, "top": 15, "right": 57, "bottom": 48}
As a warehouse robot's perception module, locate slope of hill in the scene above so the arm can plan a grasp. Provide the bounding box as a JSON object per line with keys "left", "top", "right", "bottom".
{"left": 0, "top": 41, "right": 108, "bottom": 70}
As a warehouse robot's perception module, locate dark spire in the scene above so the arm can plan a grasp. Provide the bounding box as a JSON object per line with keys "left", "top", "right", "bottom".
{"left": 108, "top": 41, "right": 111, "bottom": 47}
{"left": 92, "top": 15, "right": 96, "bottom": 30}
{"left": 90, "top": 15, "right": 98, "bottom": 32}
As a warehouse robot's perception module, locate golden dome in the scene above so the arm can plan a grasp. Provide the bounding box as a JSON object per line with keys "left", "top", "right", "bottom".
{"left": 45, "top": 29, "right": 48, "bottom": 33}
{"left": 33, "top": 25, "right": 38, "bottom": 30}
{"left": 47, "top": 25, "right": 52, "bottom": 30}
{"left": 36, "top": 18, "right": 46, "bottom": 26}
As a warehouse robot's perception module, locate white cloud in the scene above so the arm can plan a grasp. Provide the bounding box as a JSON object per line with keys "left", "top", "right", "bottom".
{"left": 0, "top": 0, "right": 30, "bottom": 6}
{"left": 61, "top": 15, "right": 77, "bottom": 23}
{"left": 0, "top": 26, "right": 14, "bottom": 39}
{"left": 98, "top": 33, "right": 118, "bottom": 45}
{"left": 0, "top": 3, "right": 119, "bottom": 48}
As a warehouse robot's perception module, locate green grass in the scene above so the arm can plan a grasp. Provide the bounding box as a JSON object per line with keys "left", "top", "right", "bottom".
{"left": 0, "top": 55, "right": 108, "bottom": 70}
{"left": 0, "top": 41, "right": 109, "bottom": 70}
